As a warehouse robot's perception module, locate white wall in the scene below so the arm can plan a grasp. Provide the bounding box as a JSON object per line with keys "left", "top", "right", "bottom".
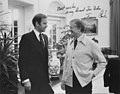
{"left": 38, "top": 0, "right": 65, "bottom": 15}
{"left": 0, "top": 0, "right": 8, "bottom": 22}
{"left": 24, "top": 6, "right": 34, "bottom": 33}
{"left": 0, "top": 0, "right": 3, "bottom": 21}
{"left": 0, "top": 0, "right": 3, "bottom": 12}
{"left": 38, "top": 0, "right": 54, "bottom": 14}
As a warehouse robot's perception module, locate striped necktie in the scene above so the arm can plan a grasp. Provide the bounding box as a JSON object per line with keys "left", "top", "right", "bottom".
{"left": 39, "top": 33, "right": 45, "bottom": 48}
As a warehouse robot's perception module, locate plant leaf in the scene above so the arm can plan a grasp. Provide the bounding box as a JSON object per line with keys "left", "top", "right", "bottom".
{"left": 2, "top": 63, "right": 9, "bottom": 78}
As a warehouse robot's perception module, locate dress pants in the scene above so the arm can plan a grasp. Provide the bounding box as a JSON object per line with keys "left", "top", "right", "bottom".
{"left": 65, "top": 71, "right": 92, "bottom": 94}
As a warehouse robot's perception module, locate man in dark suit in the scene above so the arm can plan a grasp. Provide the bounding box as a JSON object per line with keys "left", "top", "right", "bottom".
{"left": 18, "top": 13, "right": 54, "bottom": 94}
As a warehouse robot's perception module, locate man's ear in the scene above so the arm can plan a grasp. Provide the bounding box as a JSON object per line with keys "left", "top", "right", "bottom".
{"left": 35, "top": 22, "right": 39, "bottom": 26}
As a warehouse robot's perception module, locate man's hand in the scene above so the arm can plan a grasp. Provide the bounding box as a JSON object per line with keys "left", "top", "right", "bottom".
{"left": 61, "top": 81, "right": 65, "bottom": 90}
{"left": 23, "top": 81, "right": 31, "bottom": 91}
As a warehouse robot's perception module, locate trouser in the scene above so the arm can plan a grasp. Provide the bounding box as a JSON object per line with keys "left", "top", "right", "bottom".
{"left": 65, "top": 71, "right": 92, "bottom": 94}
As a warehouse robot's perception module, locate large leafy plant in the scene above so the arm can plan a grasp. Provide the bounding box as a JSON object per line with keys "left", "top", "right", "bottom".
{"left": 56, "top": 25, "right": 73, "bottom": 54}
{"left": 0, "top": 11, "right": 18, "bottom": 94}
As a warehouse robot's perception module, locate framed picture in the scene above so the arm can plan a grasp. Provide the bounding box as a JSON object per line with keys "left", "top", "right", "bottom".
{"left": 81, "top": 17, "right": 98, "bottom": 36}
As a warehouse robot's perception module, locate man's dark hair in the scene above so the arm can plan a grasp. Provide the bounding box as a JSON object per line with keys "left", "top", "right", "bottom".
{"left": 32, "top": 13, "right": 47, "bottom": 27}
{"left": 70, "top": 19, "right": 85, "bottom": 33}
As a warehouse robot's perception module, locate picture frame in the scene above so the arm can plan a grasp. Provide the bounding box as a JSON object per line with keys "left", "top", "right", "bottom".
{"left": 81, "top": 17, "right": 98, "bottom": 36}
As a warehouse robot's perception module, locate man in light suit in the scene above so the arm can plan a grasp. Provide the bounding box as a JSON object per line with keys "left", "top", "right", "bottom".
{"left": 18, "top": 13, "right": 54, "bottom": 94}
{"left": 61, "top": 19, "right": 107, "bottom": 94}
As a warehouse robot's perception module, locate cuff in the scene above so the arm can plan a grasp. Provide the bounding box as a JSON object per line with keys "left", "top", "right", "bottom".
{"left": 22, "top": 79, "right": 30, "bottom": 83}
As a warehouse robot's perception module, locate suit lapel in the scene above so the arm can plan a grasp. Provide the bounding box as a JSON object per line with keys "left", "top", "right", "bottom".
{"left": 30, "top": 31, "right": 45, "bottom": 57}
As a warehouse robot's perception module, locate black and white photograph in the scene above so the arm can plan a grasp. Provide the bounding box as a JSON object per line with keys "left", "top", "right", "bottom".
{"left": 0, "top": 0, "right": 120, "bottom": 94}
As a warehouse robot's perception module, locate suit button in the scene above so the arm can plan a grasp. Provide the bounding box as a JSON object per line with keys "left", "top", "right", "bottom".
{"left": 73, "top": 57, "right": 74, "bottom": 59}
{"left": 71, "top": 66, "right": 73, "bottom": 68}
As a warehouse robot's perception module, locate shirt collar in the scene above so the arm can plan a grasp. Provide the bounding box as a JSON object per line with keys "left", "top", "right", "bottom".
{"left": 34, "top": 29, "right": 40, "bottom": 37}
{"left": 77, "top": 34, "right": 87, "bottom": 46}
{"left": 33, "top": 29, "right": 41, "bottom": 41}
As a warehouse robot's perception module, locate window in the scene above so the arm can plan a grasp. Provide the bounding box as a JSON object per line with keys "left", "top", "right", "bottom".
{"left": 8, "top": 5, "right": 25, "bottom": 56}
{"left": 46, "top": 23, "right": 57, "bottom": 49}
{"left": 8, "top": 8, "right": 19, "bottom": 55}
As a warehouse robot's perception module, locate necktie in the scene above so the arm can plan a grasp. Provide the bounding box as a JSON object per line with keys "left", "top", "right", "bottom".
{"left": 39, "top": 33, "right": 45, "bottom": 48}
{"left": 74, "top": 39, "right": 77, "bottom": 49}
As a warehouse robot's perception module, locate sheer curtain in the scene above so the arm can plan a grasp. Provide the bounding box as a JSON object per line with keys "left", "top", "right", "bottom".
{"left": 110, "top": 0, "right": 120, "bottom": 56}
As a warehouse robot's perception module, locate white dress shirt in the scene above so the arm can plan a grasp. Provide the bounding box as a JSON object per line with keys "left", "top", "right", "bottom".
{"left": 34, "top": 29, "right": 45, "bottom": 43}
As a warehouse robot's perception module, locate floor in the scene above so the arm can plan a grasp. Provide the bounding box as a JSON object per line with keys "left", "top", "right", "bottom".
{"left": 18, "top": 69, "right": 113, "bottom": 94}
{"left": 52, "top": 69, "right": 113, "bottom": 94}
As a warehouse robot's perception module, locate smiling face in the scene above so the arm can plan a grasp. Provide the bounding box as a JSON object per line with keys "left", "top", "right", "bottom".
{"left": 69, "top": 19, "right": 85, "bottom": 38}
{"left": 70, "top": 21, "right": 81, "bottom": 38}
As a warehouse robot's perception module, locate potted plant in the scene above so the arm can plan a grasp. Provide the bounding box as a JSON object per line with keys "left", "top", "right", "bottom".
{"left": 56, "top": 27, "right": 73, "bottom": 53}
{"left": 0, "top": 11, "right": 18, "bottom": 94}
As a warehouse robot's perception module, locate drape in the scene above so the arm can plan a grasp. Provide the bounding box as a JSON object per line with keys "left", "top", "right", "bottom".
{"left": 110, "top": 0, "right": 120, "bottom": 56}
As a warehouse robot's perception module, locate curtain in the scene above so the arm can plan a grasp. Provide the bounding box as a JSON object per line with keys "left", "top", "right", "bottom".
{"left": 110, "top": 0, "right": 120, "bottom": 56}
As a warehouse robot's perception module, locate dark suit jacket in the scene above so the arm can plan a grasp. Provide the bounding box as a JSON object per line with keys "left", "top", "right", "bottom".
{"left": 18, "top": 31, "right": 54, "bottom": 94}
